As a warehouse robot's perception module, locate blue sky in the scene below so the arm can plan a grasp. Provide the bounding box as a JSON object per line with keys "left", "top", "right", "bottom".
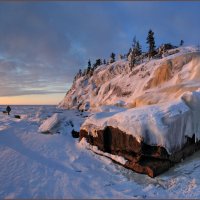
{"left": 0, "top": 2, "right": 200, "bottom": 104}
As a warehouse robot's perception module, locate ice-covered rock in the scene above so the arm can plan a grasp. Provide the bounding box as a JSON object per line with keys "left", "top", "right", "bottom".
{"left": 81, "top": 99, "right": 194, "bottom": 154}
{"left": 38, "top": 113, "right": 60, "bottom": 133}
{"left": 181, "top": 90, "right": 200, "bottom": 142}
{"left": 80, "top": 90, "right": 200, "bottom": 177}
{"left": 81, "top": 90, "right": 200, "bottom": 154}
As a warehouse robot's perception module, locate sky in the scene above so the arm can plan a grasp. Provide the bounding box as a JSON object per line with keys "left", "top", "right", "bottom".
{"left": 0, "top": 2, "right": 200, "bottom": 105}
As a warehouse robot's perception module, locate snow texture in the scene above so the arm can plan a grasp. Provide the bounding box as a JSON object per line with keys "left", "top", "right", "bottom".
{"left": 1, "top": 105, "right": 200, "bottom": 198}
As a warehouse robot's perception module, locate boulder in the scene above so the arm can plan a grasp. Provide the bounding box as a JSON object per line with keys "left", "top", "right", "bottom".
{"left": 80, "top": 126, "right": 200, "bottom": 177}
{"left": 14, "top": 115, "right": 21, "bottom": 119}
{"left": 71, "top": 129, "right": 79, "bottom": 138}
{"left": 124, "top": 158, "right": 171, "bottom": 178}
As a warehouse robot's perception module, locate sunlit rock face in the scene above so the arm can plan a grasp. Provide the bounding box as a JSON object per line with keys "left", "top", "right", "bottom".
{"left": 59, "top": 47, "right": 200, "bottom": 111}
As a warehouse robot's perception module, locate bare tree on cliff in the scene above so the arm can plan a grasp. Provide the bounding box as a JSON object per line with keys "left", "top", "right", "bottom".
{"left": 128, "top": 50, "right": 136, "bottom": 71}
{"left": 127, "top": 36, "right": 142, "bottom": 70}
{"left": 146, "top": 29, "right": 156, "bottom": 59}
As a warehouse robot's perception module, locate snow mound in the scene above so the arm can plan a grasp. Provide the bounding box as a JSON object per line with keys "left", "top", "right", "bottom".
{"left": 38, "top": 113, "right": 60, "bottom": 133}
{"left": 82, "top": 90, "right": 200, "bottom": 154}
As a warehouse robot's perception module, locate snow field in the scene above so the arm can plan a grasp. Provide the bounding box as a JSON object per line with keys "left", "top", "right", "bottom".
{"left": 0, "top": 105, "right": 200, "bottom": 198}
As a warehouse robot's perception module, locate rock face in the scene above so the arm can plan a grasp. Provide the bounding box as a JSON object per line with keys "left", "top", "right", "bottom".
{"left": 59, "top": 47, "right": 200, "bottom": 111}
{"left": 80, "top": 126, "right": 200, "bottom": 177}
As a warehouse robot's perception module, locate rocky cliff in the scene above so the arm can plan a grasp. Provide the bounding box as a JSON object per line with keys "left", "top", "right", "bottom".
{"left": 59, "top": 46, "right": 200, "bottom": 111}
{"left": 60, "top": 46, "right": 200, "bottom": 177}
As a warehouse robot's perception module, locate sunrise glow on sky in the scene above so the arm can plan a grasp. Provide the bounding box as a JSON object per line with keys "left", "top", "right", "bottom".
{"left": 0, "top": 2, "right": 200, "bottom": 105}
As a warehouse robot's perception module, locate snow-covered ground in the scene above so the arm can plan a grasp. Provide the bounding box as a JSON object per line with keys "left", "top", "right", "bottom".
{"left": 0, "top": 105, "right": 200, "bottom": 198}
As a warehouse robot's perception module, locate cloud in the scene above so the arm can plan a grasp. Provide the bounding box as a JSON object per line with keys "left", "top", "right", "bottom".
{"left": 0, "top": 2, "right": 200, "bottom": 97}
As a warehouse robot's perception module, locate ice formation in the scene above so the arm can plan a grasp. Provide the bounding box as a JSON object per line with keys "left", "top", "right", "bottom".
{"left": 38, "top": 113, "right": 60, "bottom": 133}
{"left": 82, "top": 91, "right": 200, "bottom": 154}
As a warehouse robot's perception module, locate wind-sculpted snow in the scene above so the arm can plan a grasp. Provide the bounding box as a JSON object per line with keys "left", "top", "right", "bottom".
{"left": 1, "top": 105, "right": 200, "bottom": 198}
{"left": 59, "top": 46, "right": 200, "bottom": 110}
{"left": 82, "top": 90, "right": 200, "bottom": 154}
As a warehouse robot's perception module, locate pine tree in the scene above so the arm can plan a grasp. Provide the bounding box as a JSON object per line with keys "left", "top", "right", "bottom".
{"left": 136, "top": 41, "right": 142, "bottom": 56}
{"left": 78, "top": 69, "right": 82, "bottom": 77}
{"left": 132, "top": 36, "right": 137, "bottom": 50}
{"left": 127, "top": 48, "right": 132, "bottom": 58}
{"left": 131, "top": 36, "right": 142, "bottom": 57}
{"left": 73, "top": 74, "right": 77, "bottom": 82}
{"left": 88, "top": 59, "right": 91, "bottom": 67}
{"left": 110, "top": 52, "right": 115, "bottom": 63}
{"left": 93, "top": 59, "right": 102, "bottom": 69}
{"left": 96, "top": 59, "right": 102, "bottom": 66}
{"left": 146, "top": 29, "right": 156, "bottom": 58}
{"left": 86, "top": 66, "right": 91, "bottom": 74}
{"left": 74, "top": 69, "right": 83, "bottom": 81}
{"left": 180, "top": 40, "right": 184, "bottom": 46}
{"left": 131, "top": 36, "right": 137, "bottom": 57}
